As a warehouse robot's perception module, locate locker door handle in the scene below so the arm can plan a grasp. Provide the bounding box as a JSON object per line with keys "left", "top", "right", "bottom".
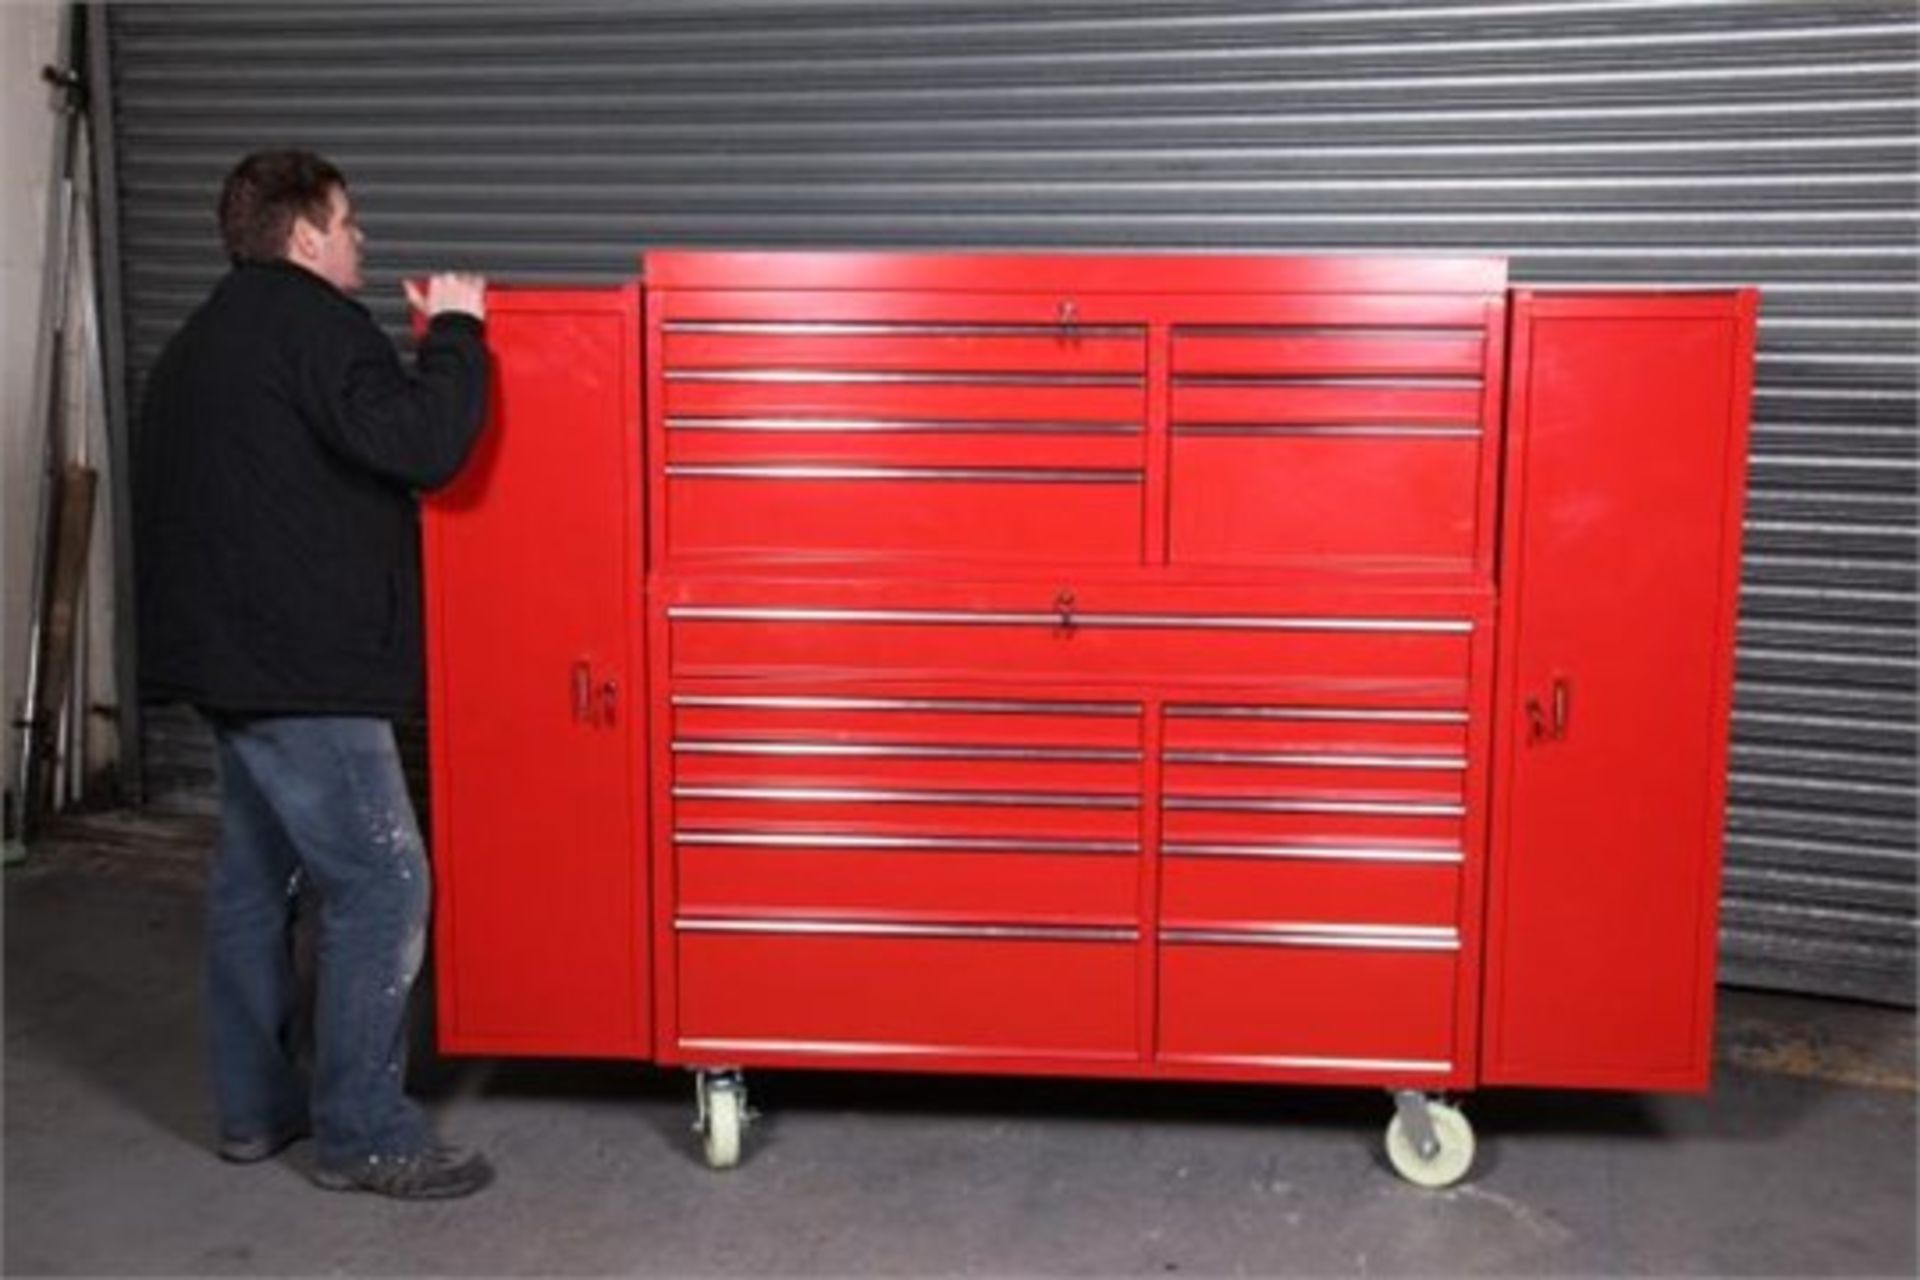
{"left": 600, "top": 679, "right": 619, "bottom": 727}
{"left": 572, "top": 661, "right": 593, "bottom": 723}
{"left": 1526, "top": 676, "right": 1571, "bottom": 743}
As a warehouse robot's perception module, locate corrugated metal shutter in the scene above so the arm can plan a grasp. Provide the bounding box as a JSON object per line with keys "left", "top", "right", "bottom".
{"left": 103, "top": 0, "right": 1917, "bottom": 1004}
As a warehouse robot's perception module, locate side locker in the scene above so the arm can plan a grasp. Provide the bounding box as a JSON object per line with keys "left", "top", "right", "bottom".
{"left": 423, "top": 286, "right": 649, "bottom": 1058}
{"left": 1483, "top": 290, "right": 1758, "bottom": 1090}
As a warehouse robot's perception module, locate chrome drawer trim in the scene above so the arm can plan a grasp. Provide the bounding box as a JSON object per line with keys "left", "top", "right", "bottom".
{"left": 673, "top": 784, "right": 1139, "bottom": 810}
{"left": 666, "top": 368, "right": 1143, "bottom": 387}
{"left": 672, "top": 693, "right": 1142, "bottom": 717}
{"left": 1164, "top": 750, "right": 1466, "bottom": 771}
{"left": 1172, "top": 423, "right": 1481, "bottom": 439}
{"left": 667, "top": 415, "right": 1141, "bottom": 435}
{"left": 1174, "top": 374, "right": 1482, "bottom": 390}
{"left": 1174, "top": 325, "right": 1482, "bottom": 340}
{"left": 674, "top": 830, "right": 1139, "bottom": 855}
{"left": 665, "top": 321, "right": 1146, "bottom": 339}
{"left": 672, "top": 738, "right": 1140, "bottom": 762}
{"left": 1162, "top": 842, "right": 1464, "bottom": 864}
{"left": 668, "top": 606, "right": 1473, "bottom": 635}
{"left": 1166, "top": 705, "right": 1469, "bottom": 723}
{"left": 1161, "top": 923, "right": 1460, "bottom": 952}
{"left": 1158, "top": 1051, "right": 1453, "bottom": 1074}
{"left": 676, "top": 917, "right": 1139, "bottom": 943}
{"left": 1163, "top": 796, "right": 1466, "bottom": 817}
{"left": 666, "top": 464, "right": 1142, "bottom": 484}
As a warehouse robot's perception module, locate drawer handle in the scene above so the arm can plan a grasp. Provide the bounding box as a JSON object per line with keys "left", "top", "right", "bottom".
{"left": 1526, "top": 675, "right": 1571, "bottom": 744}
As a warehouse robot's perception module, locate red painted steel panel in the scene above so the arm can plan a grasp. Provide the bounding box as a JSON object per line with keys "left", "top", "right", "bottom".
{"left": 424, "top": 287, "right": 647, "bottom": 1058}
{"left": 675, "top": 932, "right": 1139, "bottom": 1059}
{"left": 1158, "top": 944, "right": 1459, "bottom": 1078}
{"left": 1483, "top": 291, "right": 1756, "bottom": 1091}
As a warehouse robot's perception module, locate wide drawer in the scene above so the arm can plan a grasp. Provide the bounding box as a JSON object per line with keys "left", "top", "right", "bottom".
{"left": 667, "top": 600, "right": 1475, "bottom": 687}
{"left": 1157, "top": 938, "right": 1456, "bottom": 1075}
{"left": 675, "top": 926, "right": 1139, "bottom": 1059}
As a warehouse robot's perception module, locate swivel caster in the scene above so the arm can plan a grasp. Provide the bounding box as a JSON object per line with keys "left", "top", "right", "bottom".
{"left": 693, "top": 1069, "right": 752, "bottom": 1170}
{"left": 1384, "top": 1089, "right": 1475, "bottom": 1188}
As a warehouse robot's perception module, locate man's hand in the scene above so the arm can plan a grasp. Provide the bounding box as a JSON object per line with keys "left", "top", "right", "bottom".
{"left": 405, "top": 273, "right": 487, "bottom": 322}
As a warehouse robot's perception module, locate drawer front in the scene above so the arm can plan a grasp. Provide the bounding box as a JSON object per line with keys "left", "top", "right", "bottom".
{"left": 659, "top": 297, "right": 1147, "bottom": 566}
{"left": 1158, "top": 940, "right": 1457, "bottom": 1073}
{"left": 669, "top": 690, "right": 1144, "bottom": 923}
{"left": 676, "top": 927, "right": 1139, "bottom": 1059}
{"left": 669, "top": 605, "right": 1475, "bottom": 687}
{"left": 1167, "top": 308, "right": 1499, "bottom": 572}
{"left": 1160, "top": 856, "right": 1460, "bottom": 929}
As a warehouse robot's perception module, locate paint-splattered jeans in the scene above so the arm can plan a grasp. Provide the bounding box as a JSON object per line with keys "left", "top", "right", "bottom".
{"left": 205, "top": 715, "right": 431, "bottom": 1168}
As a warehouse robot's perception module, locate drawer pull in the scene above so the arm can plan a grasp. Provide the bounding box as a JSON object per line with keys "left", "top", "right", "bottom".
{"left": 1162, "top": 842, "right": 1464, "bottom": 864}
{"left": 677, "top": 917, "right": 1138, "bottom": 943}
{"left": 1161, "top": 923, "right": 1459, "bottom": 952}
{"left": 672, "top": 693, "right": 1142, "bottom": 717}
{"left": 1164, "top": 750, "right": 1465, "bottom": 771}
{"left": 1163, "top": 796, "right": 1466, "bottom": 817}
{"left": 669, "top": 605, "right": 1472, "bottom": 635}
{"left": 674, "top": 830, "right": 1138, "bottom": 855}
{"left": 672, "top": 738, "right": 1139, "bottom": 762}
{"left": 672, "top": 784, "right": 1138, "bottom": 810}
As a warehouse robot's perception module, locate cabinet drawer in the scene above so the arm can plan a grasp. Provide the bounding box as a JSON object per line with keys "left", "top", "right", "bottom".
{"left": 666, "top": 471, "right": 1143, "bottom": 565}
{"left": 669, "top": 605, "right": 1474, "bottom": 686}
{"left": 676, "top": 926, "right": 1138, "bottom": 1059}
{"left": 1158, "top": 939, "right": 1456, "bottom": 1074}
{"left": 1169, "top": 432, "right": 1481, "bottom": 569}
{"left": 1160, "top": 854, "right": 1460, "bottom": 929}
{"left": 677, "top": 838, "right": 1137, "bottom": 922}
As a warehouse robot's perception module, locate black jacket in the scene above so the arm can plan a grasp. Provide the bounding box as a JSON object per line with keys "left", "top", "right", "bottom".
{"left": 135, "top": 260, "right": 488, "bottom": 717}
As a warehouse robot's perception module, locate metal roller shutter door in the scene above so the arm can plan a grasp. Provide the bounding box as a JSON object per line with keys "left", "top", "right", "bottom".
{"left": 102, "top": 0, "right": 1917, "bottom": 1004}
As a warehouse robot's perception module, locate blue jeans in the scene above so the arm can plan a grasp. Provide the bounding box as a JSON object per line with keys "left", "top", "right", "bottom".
{"left": 205, "top": 715, "right": 431, "bottom": 1167}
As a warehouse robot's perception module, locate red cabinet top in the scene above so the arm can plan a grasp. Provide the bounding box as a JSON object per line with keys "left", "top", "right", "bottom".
{"left": 643, "top": 250, "right": 1508, "bottom": 296}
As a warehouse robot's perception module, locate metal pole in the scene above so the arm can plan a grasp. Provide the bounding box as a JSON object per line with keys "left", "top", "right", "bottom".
{"left": 84, "top": 0, "right": 142, "bottom": 807}
{"left": 11, "top": 4, "right": 82, "bottom": 843}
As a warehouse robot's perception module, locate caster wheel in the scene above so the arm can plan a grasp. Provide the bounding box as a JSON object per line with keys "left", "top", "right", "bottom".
{"left": 1385, "top": 1100, "right": 1474, "bottom": 1189}
{"left": 695, "top": 1071, "right": 748, "bottom": 1170}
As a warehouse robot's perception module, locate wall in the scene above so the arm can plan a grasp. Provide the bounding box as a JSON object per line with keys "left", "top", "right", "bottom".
{"left": 0, "top": 2, "right": 64, "bottom": 832}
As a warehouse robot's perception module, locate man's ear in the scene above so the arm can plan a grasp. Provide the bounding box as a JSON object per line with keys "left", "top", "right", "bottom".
{"left": 286, "top": 214, "right": 321, "bottom": 262}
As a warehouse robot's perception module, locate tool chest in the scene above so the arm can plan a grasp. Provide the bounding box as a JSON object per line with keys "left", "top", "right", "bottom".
{"left": 422, "top": 253, "right": 1757, "bottom": 1184}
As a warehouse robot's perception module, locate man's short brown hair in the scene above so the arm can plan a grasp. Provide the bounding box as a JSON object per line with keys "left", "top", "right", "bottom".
{"left": 217, "top": 149, "right": 346, "bottom": 263}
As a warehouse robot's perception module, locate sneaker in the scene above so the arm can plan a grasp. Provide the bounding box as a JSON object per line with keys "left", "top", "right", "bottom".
{"left": 311, "top": 1145, "right": 494, "bottom": 1200}
{"left": 217, "top": 1125, "right": 310, "bottom": 1164}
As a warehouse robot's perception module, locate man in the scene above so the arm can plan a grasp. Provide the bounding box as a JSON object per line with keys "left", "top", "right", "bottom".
{"left": 135, "top": 149, "right": 493, "bottom": 1199}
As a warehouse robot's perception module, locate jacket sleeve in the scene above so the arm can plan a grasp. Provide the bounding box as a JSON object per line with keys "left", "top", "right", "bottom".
{"left": 310, "top": 312, "right": 490, "bottom": 493}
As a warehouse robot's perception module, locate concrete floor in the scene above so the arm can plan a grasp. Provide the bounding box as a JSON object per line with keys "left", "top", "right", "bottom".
{"left": 6, "top": 812, "right": 1916, "bottom": 1276}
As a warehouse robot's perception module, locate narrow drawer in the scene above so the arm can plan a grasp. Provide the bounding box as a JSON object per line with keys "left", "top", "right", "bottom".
{"left": 677, "top": 837, "right": 1137, "bottom": 922}
{"left": 677, "top": 926, "right": 1138, "bottom": 1059}
{"left": 1161, "top": 805, "right": 1465, "bottom": 850}
{"left": 1158, "top": 939, "right": 1456, "bottom": 1074}
{"left": 1160, "top": 853, "right": 1460, "bottom": 929}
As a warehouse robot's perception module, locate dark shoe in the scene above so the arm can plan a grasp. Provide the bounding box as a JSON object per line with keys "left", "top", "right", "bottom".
{"left": 311, "top": 1145, "right": 494, "bottom": 1200}
{"left": 216, "top": 1125, "right": 309, "bottom": 1164}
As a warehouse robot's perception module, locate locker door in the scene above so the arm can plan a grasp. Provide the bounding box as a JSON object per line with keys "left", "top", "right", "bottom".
{"left": 423, "top": 287, "right": 648, "bottom": 1058}
{"left": 1483, "top": 291, "right": 1757, "bottom": 1090}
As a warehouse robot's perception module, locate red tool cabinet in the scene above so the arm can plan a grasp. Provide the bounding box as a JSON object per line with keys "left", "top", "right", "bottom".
{"left": 424, "top": 253, "right": 1756, "bottom": 1185}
